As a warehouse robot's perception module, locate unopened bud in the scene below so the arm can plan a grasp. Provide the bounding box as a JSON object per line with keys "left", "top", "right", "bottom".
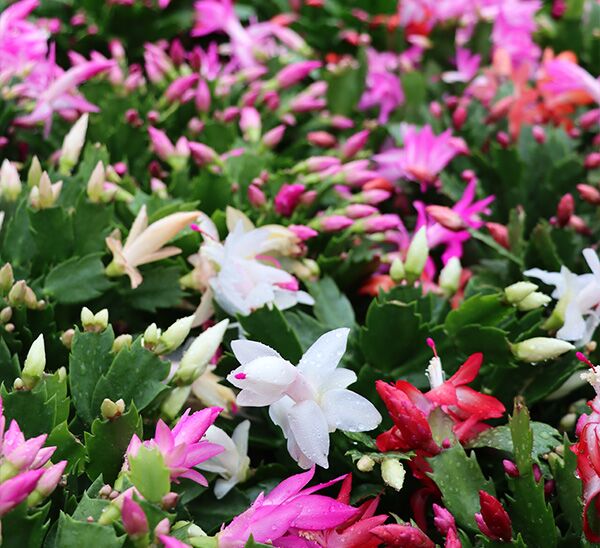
{"left": 381, "top": 458, "right": 405, "bottom": 491}
{"left": 161, "top": 386, "right": 191, "bottom": 420}
{"left": 486, "top": 222, "right": 509, "bottom": 249}
{"left": 7, "top": 281, "right": 27, "bottom": 306}
{"left": 143, "top": 323, "right": 161, "bottom": 349}
{"left": 0, "top": 264, "right": 14, "bottom": 295}
{"left": 154, "top": 315, "right": 194, "bottom": 355}
{"left": 60, "top": 329, "right": 75, "bottom": 349}
{"left": 426, "top": 206, "right": 464, "bottom": 231}
{"left": 577, "top": 184, "right": 600, "bottom": 205}
{"left": 0, "top": 159, "right": 22, "bottom": 201}
{"left": 27, "top": 156, "right": 42, "bottom": 188}
{"left": 404, "top": 227, "right": 429, "bottom": 283}
{"left": 81, "top": 307, "right": 109, "bottom": 332}
{"left": 439, "top": 257, "right": 462, "bottom": 296}
{"left": 390, "top": 258, "right": 405, "bottom": 283}
{"left": 112, "top": 334, "right": 133, "bottom": 353}
{"left": 356, "top": 455, "right": 375, "bottom": 472}
{"left": 87, "top": 161, "right": 105, "bottom": 203}
{"left": 161, "top": 492, "right": 178, "bottom": 511}
{"left": 101, "top": 398, "right": 125, "bottom": 420}
{"left": 516, "top": 292, "right": 551, "bottom": 311}
{"left": 0, "top": 307, "right": 11, "bottom": 324}
{"left": 556, "top": 194, "right": 574, "bottom": 227}
{"left": 59, "top": 114, "right": 89, "bottom": 174}
{"left": 21, "top": 334, "right": 46, "bottom": 389}
{"left": 504, "top": 281, "right": 538, "bottom": 304}
{"left": 510, "top": 337, "right": 574, "bottom": 362}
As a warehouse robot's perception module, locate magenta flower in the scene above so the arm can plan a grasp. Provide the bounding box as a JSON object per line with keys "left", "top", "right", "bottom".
{"left": 413, "top": 178, "right": 494, "bottom": 264}
{"left": 126, "top": 407, "right": 224, "bottom": 485}
{"left": 374, "top": 125, "right": 464, "bottom": 189}
{"left": 542, "top": 59, "right": 600, "bottom": 105}
{"left": 442, "top": 48, "right": 481, "bottom": 84}
{"left": 218, "top": 467, "right": 358, "bottom": 547}
{"left": 359, "top": 49, "right": 404, "bottom": 123}
{"left": 0, "top": 469, "right": 44, "bottom": 517}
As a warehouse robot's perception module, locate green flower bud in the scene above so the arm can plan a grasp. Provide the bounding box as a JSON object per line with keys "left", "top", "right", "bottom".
{"left": 21, "top": 334, "right": 46, "bottom": 389}
{"left": 154, "top": 315, "right": 194, "bottom": 355}
{"left": 381, "top": 458, "right": 405, "bottom": 491}
{"left": 439, "top": 257, "right": 462, "bottom": 296}
{"left": 0, "top": 264, "right": 14, "bottom": 295}
{"left": 516, "top": 292, "right": 551, "bottom": 311}
{"left": 504, "top": 281, "right": 538, "bottom": 304}
{"left": 510, "top": 337, "right": 574, "bottom": 362}
{"left": 404, "top": 227, "right": 429, "bottom": 284}
{"left": 390, "top": 257, "right": 405, "bottom": 283}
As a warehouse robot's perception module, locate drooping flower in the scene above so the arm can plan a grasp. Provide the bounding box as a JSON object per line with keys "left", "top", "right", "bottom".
{"left": 196, "top": 420, "right": 251, "bottom": 499}
{"left": 105, "top": 205, "right": 200, "bottom": 288}
{"left": 525, "top": 248, "right": 600, "bottom": 344}
{"left": 374, "top": 125, "right": 464, "bottom": 189}
{"left": 228, "top": 328, "right": 381, "bottom": 469}
{"left": 125, "top": 407, "right": 224, "bottom": 485}
{"left": 217, "top": 467, "right": 358, "bottom": 547}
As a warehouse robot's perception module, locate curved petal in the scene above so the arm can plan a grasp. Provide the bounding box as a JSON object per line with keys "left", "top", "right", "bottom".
{"left": 297, "top": 328, "right": 350, "bottom": 383}
{"left": 321, "top": 389, "right": 382, "bottom": 432}
{"left": 288, "top": 400, "right": 330, "bottom": 469}
{"left": 322, "top": 368, "right": 357, "bottom": 391}
{"left": 231, "top": 339, "right": 282, "bottom": 364}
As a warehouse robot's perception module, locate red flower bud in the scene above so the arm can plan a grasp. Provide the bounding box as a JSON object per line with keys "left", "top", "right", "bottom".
{"left": 486, "top": 222, "right": 509, "bottom": 249}
{"left": 371, "top": 524, "right": 435, "bottom": 547}
{"left": 475, "top": 491, "right": 512, "bottom": 542}
{"left": 556, "top": 193, "right": 574, "bottom": 227}
{"left": 577, "top": 184, "right": 600, "bottom": 205}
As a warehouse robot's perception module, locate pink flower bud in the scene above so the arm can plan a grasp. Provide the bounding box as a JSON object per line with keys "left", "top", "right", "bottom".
{"left": 342, "top": 130, "right": 369, "bottom": 159}
{"left": 579, "top": 109, "right": 600, "bottom": 130}
{"left": 275, "top": 184, "right": 306, "bottom": 216}
{"left": 122, "top": 496, "right": 149, "bottom": 538}
{"left": 240, "top": 107, "right": 261, "bottom": 142}
{"left": 300, "top": 190, "right": 317, "bottom": 205}
{"left": 330, "top": 115, "right": 354, "bottom": 129}
{"left": 556, "top": 193, "right": 574, "bottom": 227}
{"left": 346, "top": 204, "right": 378, "bottom": 218}
{"left": 502, "top": 459, "right": 519, "bottom": 477}
{"left": 290, "top": 95, "right": 326, "bottom": 113}
{"left": 372, "top": 524, "right": 434, "bottom": 547}
{"left": 532, "top": 125, "right": 546, "bottom": 144}
{"left": 429, "top": 101, "right": 442, "bottom": 118}
{"left": 361, "top": 189, "right": 391, "bottom": 204}
{"left": 486, "top": 222, "right": 509, "bottom": 248}
{"left": 305, "top": 156, "right": 341, "bottom": 172}
{"left": 289, "top": 225, "right": 318, "bottom": 240}
{"left": 461, "top": 169, "right": 476, "bottom": 182}
{"left": 276, "top": 61, "right": 321, "bottom": 89}
{"left": 319, "top": 215, "right": 354, "bottom": 232}
{"left": 426, "top": 205, "right": 465, "bottom": 231}
{"left": 361, "top": 214, "right": 402, "bottom": 233}
{"left": 262, "top": 125, "right": 286, "bottom": 149}
{"left": 169, "top": 39, "right": 186, "bottom": 66}
{"left": 452, "top": 105, "right": 467, "bottom": 131}
{"left": 577, "top": 184, "right": 600, "bottom": 205}
{"left": 551, "top": 0, "right": 566, "bottom": 18}
{"left": 165, "top": 74, "right": 199, "bottom": 103}
{"left": 195, "top": 79, "right": 211, "bottom": 112}
{"left": 432, "top": 504, "right": 455, "bottom": 535}
{"left": 114, "top": 162, "right": 127, "bottom": 176}
{"left": 307, "top": 131, "right": 337, "bottom": 148}
{"left": 148, "top": 127, "right": 175, "bottom": 160}
{"left": 109, "top": 39, "right": 125, "bottom": 60}
{"left": 188, "top": 142, "right": 218, "bottom": 165}
{"left": 248, "top": 184, "right": 266, "bottom": 207}
{"left": 475, "top": 491, "right": 512, "bottom": 542}
{"left": 585, "top": 152, "right": 600, "bottom": 170}
{"left": 496, "top": 131, "right": 510, "bottom": 148}
{"left": 36, "top": 461, "right": 67, "bottom": 497}
{"left": 263, "top": 90, "right": 280, "bottom": 110}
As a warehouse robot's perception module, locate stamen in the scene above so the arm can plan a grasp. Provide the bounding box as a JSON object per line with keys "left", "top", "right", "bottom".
{"left": 426, "top": 337, "right": 438, "bottom": 358}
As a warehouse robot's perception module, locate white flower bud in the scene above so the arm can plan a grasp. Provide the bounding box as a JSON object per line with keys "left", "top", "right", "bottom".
{"left": 0, "top": 160, "right": 22, "bottom": 201}
{"left": 59, "top": 114, "right": 89, "bottom": 174}
{"left": 356, "top": 455, "right": 375, "bottom": 472}
{"left": 155, "top": 315, "right": 195, "bottom": 354}
{"left": 175, "top": 319, "right": 229, "bottom": 384}
{"left": 404, "top": 227, "right": 429, "bottom": 283}
{"left": 439, "top": 257, "right": 461, "bottom": 296}
{"left": 510, "top": 337, "right": 574, "bottom": 362}
{"left": 504, "top": 281, "right": 538, "bottom": 304}
{"left": 516, "top": 292, "right": 551, "bottom": 311}
{"left": 27, "top": 156, "right": 42, "bottom": 188}
{"left": 381, "top": 458, "right": 405, "bottom": 491}
{"left": 22, "top": 334, "right": 46, "bottom": 389}
{"left": 81, "top": 307, "right": 109, "bottom": 332}
{"left": 87, "top": 161, "right": 105, "bottom": 203}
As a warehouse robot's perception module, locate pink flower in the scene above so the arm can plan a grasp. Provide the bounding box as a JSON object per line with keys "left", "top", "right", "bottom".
{"left": 218, "top": 467, "right": 358, "bottom": 547}
{"left": 126, "top": 407, "right": 224, "bottom": 485}
{"left": 374, "top": 125, "right": 463, "bottom": 189}
{"left": 0, "top": 469, "right": 45, "bottom": 517}
{"left": 542, "top": 59, "right": 600, "bottom": 106}
{"left": 442, "top": 48, "right": 481, "bottom": 84}
{"left": 274, "top": 184, "right": 306, "bottom": 216}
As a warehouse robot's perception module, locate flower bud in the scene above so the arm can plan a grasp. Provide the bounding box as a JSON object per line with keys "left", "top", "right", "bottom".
{"left": 356, "top": 455, "right": 375, "bottom": 472}
{"left": 101, "top": 398, "right": 126, "bottom": 420}
{"left": 275, "top": 60, "right": 321, "bottom": 89}
{"left": 432, "top": 504, "right": 455, "bottom": 535}
{"left": 0, "top": 307, "right": 12, "bottom": 324}
{"left": 27, "top": 156, "right": 42, "bottom": 188}
{"left": 247, "top": 184, "right": 266, "bottom": 208}
{"left": 81, "top": 307, "right": 109, "bottom": 332}
{"left": 112, "top": 334, "right": 133, "bottom": 353}
{"left": 261, "top": 125, "right": 286, "bottom": 149}
{"left": 121, "top": 496, "right": 149, "bottom": 538}
{"left": 516, "top": 292, "right": 551, "bottom": 311}
{"left": 390, "top": 257, "right": 405, "bottom": 283}
{"left": 0, "top": 159, "right": 22, "bottom": 201}
{"left": 404, "top": 227, "right": 429, "bottom": 284}
{"left": 143, "top": 323, "right": 161, "bottom": 349}
{"left": 381, "top": 458, "right": 405, "bottom": 491}
{"left": 486, "top": 222, "right": 509, "bottom": 249}
{"left": 8, "top": 281, "right": 29, "bottom": 307}
{"left": 510, "top": 337, "right": 574, "bottom": 362}
{"left": 475, "top": 491, "right": 512, "bottom": 542}
{"left": 342, "top": 130, "right": 369, "bottom": 159}
{"left": 60, "top": 329, "right": 75, "bottom": 349}
{"left": 502, "top": 459, "right": 519, "bottom": 477}
{"left": 556, "top": 193, "right": 574, "bottom": 227}
{"left": 0, "top": 264, "right": 14, "bottom": 295}
{"left": 439, "top": 257, "right": 461, "bottom": 296}
{"left": 577, "top": 184, "right": 600, "bottom": 205}
{"left": 505, "top": 281, "right": 538, "bottom": 304}
{"left": 87, "top": 161, "right": 105, "bottom": 203}
{"left": 21, "top": 335, "right": 46, "bottom": 389}
{"left": 240, "top": 107, "right": 261, "bottom": 143}
{"left": 155, "top": 315, "right": 194, "bottom": 355}
{"left": 426, "top": 205, "right": 464, "bottom": 231}
{"left": 30, "top": 172, "right": 62, "bottom": 210}
{"left": 175, "top": 319, "right": 229, "bottom": 384}
{"left": 161, "top": 386, "right": 192, "bottom": 420}
{"left": 307, "top": 131, "right": 336, "bottom": 148}
{"left": 59, "top": 114, "right": 89, "bottom": 174}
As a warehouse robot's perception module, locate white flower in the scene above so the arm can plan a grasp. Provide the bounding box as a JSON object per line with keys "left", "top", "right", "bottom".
{"left": 191, "top": 209, "right": 313, "bottom": 325}
{"left": 525, "top": 248, "right": 600, "bottom": 344}
{"left": 227, "top": 328, "right": 382, "bottom": 469}
{"left": 197, "top": 420, "right": 251, "bottom": 499}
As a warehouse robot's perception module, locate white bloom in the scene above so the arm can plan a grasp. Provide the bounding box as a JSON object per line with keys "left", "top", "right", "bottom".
{"left": 191, "top": 211, "right": 313, "bottom": 325}
{"left": 525, "top": 248, "right": 600, "bottom": 343}
{"left": 197, "top": 420, "right": 251, "bottom": 499}
{"left": 228, "top": 328, "right": 382, "bottom": 469}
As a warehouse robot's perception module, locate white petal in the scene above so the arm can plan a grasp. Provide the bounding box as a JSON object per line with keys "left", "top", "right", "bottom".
{"left": 523, "top": 268, "right": 563, "bottom": 288}
{"left": 321, "top": 389, "right": 382, "bottom": 432}
{"left": 231, "top": 339, "right": 282, "bottom": 364}
{"left": 288, "top": 400, "right": 330, "bottom": 469}
{"left": 297, "top": 328, "right": 350, "bottom": 383}
{"left": 557, "top": 301, "right": 586, "bottom": 341}
{"left": 214, "top": 477, "right": 237, "bottom": 499}
{"left": 584, "top": 248, "right": 600, "bottom": 280}
{"left": 321, "top": 368, "right": 357, "bottom": 391}
{"left": 231, "top": 420, "right": 250, "bottom": 457}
